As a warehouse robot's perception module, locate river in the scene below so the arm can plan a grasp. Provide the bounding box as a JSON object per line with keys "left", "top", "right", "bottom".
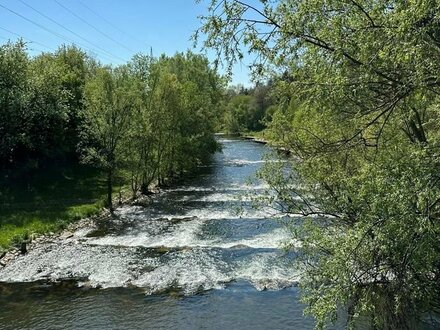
{"left": 0, "top": 137, "right": 333, "bottom": 329}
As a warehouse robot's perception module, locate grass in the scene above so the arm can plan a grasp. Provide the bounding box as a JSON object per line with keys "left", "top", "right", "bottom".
{"left": 0, "top": 164, "right": 124, "bottom": 252}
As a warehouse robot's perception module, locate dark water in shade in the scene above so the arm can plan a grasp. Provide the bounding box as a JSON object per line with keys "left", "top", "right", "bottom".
{"left": 0, "top": 137, "right": 339, "bottom": 329}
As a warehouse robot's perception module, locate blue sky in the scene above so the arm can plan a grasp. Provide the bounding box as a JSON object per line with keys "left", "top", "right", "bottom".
{"left": 0, "top": 0, "right": 252, "bottom": 85}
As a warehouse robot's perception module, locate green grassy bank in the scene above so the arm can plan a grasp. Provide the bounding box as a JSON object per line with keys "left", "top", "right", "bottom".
{"left": 0, "top": 165, "right": 123, "bottom": 252}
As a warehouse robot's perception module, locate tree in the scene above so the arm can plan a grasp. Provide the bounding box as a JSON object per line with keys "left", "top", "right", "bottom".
{"left": 125, "top": 52, "right": 223, "bottom": 193}
{"left": 0, "top": 41, "right": 30, "bottom": 166}
{"left": 0, "top": 42, "right": 93, "bottom": 168}
{"left": 52, "top": 45, "right": 91, "bottom": 159}
{"left": 197, "top": 0, "right": 440, "bottom": 328}
{"left": 82, "top": 67, "right": 133, "bottom": 212}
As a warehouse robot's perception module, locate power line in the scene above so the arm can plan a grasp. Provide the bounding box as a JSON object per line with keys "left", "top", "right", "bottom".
{"left": 0, "top": 3, "right": 75, "bottom": 43}
{"left": 17, "top": 0, "right": 126, "bottom": 63}
{"left": 0, "top": 2, "right": 126, "bottom": 63}
{"left": 0, "top": 25, "right": 54, "bottom": 50}
{"left": 0, "top": 34, "right": 51, "bottom": 53}
{"left": 53, "top": 0, "right": 135, "bottom": 54}
{"left": 78, "top": 0, "right": 145, "bottom": 46}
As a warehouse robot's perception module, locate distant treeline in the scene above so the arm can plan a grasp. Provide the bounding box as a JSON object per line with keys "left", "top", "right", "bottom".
{"left": 218, "top": 82, "right": 276, "bottom": 134}
{"left": 0, "top": 41, "right": 224, "bottom": 210}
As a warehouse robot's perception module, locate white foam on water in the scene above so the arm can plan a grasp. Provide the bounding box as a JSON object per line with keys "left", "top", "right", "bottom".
{"left": 216, "top": 138, "right": 237, "bottom": 143}
{"left": 87, "top": 217, "right": 205, "bottom": 249}
{"left": 216, "top": 227, "right": 292, "bottom": 250}
{"left": 177, "top": 192, "right": 240, "bottom": 202}
{"left": 177, "top": 192, "right": 260, "bottom": 203}
{"left": 234, "top": 252, "right": 300, "bottom": 291}
{"left": 133, "top": 248, "right": 232, "bottom": 295}
{"left": 179, "top": 206, "right": 281, "bottom": 221}
{"left": 225, "top": 159, "right": 265, "bottom": 166}
{"left": 164, "top": 183, "right": 270, "bottom": 193}
{"left": 0, "top": 242, "right": 300, "bottom": 294}
{"left": 224, "top": 159, "right": 287, "bottom": 166}
{"left": 85, "top": 220, "right": 292, "bottom": 250}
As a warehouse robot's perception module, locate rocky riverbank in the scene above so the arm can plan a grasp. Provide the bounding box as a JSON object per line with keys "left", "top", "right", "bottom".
{"left": 0, "top": 192, "right": 158, "bottom": 270}
{"left": 243, "top": 135, "right": 291, "bottom": 155}
{"left": 0, "top": 213, "right": 105, "bottom": 269}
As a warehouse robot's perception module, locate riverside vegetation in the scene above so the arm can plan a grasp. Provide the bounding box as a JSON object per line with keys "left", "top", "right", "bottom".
{"left": 0, "top": 41, "right": 223, "bottom": 250}
{"left": 2, "top": 0, "right": 440, "bottom": 329}
{"left": 197, "top": 0, "right": 440, "bottom": 329}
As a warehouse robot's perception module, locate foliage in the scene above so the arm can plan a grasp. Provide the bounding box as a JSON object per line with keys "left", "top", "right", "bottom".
{"left": 0, "top": 41, "right": 30, "bottom": 166}
{"left": 219, "top": 83, "right": 274, "bottom": 134}
{"left": 0, "top": 42, "right": 91, "bottom": 166}
{"left": 125, "top": 52, "right": 224, "bottom": 195}
{"left": 0, "top": 41, "right": 223, "bottom": 247}
{"left": 82, "top": 66, "right": 135, "bottom": 211}
{"left": 198, "top": 0, "right": 440, "bottom": 328}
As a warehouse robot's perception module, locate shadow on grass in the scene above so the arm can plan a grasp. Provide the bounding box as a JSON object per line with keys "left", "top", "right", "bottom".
{"left": 0, "top": 164, "right": 123, "bottom": 249}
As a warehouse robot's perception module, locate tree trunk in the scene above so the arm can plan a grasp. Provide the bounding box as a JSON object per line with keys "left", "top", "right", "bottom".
{"left": 107, "top": 167, "right": 114, "bottom": 214}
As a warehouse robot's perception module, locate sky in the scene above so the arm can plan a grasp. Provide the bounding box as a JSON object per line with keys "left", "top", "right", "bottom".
{"left": 0, "top": 0, "right": 252, "bottom": 85}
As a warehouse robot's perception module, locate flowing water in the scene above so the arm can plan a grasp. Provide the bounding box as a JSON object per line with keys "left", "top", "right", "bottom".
{"left": 0, "top": 137, "right": 323, "bottom": 329}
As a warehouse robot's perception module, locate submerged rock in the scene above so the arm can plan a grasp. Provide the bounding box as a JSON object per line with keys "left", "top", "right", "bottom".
{"left": 229, "top": 244, "right": 250, "bottom": 249}
{"left": 170, "top": 216, "right": 197, "bottom": 224}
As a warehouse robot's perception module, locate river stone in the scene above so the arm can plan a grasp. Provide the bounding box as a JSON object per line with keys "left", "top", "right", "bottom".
{"left": 170, "top": 216, "right": 197, "bottom": 223}
{"left": 60, "top": 231, "right": 74, "bottom": 239}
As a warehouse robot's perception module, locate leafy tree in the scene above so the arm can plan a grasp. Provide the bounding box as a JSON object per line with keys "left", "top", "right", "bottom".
{"left": 220, "top": 82, "right": 274, "bottom": 134}
{"left": 0, "top": 42, "right": 93, "bottom": 168}
{"left": 125, "top": 52, "right": 223, "bottom": 193}
{"left": 198, "top": 0, "right": 440, "bottom": 328}
{"left": 0, "top": 41, "right": 30, "bottom": 166}
{"left": 26, "top": 52, "right": 72, "bottom": 161}
{"left": 82, "top": 67, "right": 134, "bottom": 212}
{"left": 52, "top": 45, "right": 91, "bottom": 159}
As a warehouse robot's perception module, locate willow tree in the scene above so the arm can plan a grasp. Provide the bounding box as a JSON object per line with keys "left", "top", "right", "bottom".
{"left": 197, "top": 0, "right": 440, "bottom": 328}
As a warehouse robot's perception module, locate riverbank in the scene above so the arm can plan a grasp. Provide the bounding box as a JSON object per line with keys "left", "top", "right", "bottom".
{"left": 0, "top": 164, "right": 131, "bottom": 254}
{"left": 0, "top": 213, "right": 104, "bottom": 268}
{"left": 0, "top": 189, "right": 158, "bottom": 268}
{"left": 0, "top": 161, "right": 201, "bottom": 264}
{"left": 242, "top": 132, "right": 291, "bottom": 155}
